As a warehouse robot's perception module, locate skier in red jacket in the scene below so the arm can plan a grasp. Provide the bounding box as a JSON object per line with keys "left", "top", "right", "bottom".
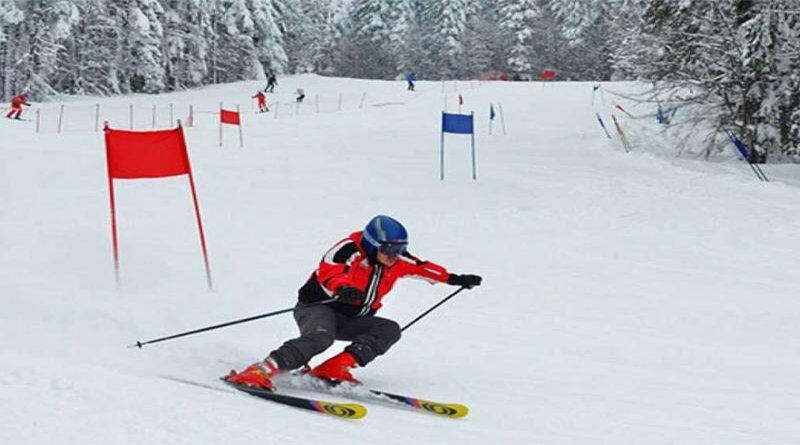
{"left": 225, "top": 215, "right": 482, "bottom": 390}
{"left": 6, "top": 94, "right": 30, "bottom": 119}
{"left": 252, "top": 91, "right": 269, "bottom": 112}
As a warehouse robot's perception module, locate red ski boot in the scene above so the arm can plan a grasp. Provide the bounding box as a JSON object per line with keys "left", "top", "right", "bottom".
{"left": 311, "top": 351, "right": 360, "bottom": 384}
{"left": 224, "top": 357, "right": 281, "bottom": 391}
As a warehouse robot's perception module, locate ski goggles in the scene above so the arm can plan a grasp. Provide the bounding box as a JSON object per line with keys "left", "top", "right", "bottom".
{"left": 378, "top": 242, "right": 407, "bottom": 257}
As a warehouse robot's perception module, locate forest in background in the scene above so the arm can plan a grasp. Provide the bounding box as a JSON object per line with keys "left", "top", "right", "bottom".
{"left": 1, "top": 0, "right": 798, "bottom": 160}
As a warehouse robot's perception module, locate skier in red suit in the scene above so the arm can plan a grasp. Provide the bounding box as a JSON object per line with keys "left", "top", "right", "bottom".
{"left": 6, "top": 94, "right": 30, "bottom": 119}
{"left": 252, "top": 91, "right": 269, "bottom": 112}
{"left": 225, "top": 215, "right": 482, "bottom": 390}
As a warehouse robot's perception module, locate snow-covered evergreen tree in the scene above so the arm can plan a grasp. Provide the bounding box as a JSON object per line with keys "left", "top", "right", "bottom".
{"left": 16, "top": 0, "right": 78, "bottom": 97}
{"left": 248, "top": 0, "right": 287, "bottom": 76}
{"left": 439, "top": 0, "right": 468, "bottom": 78}
{"left": 208, "top": 0, "right": 260, "bottom": 83}
{"left": 273, "top": 0, "right": 304, "bottom": 72}
{"left": 398, "top": 7, "right": 429, "bottom": 79}
{"left": 162, "top": 0, "right": 211, "bottom": 91}
{"left": 611, "top": 0, "right": 800, "bottom": 160}
{"left": 0, "top": 0, "right": 23, "bottom": 44}
{"left": 461, "top": 1, "right": 506, "bottom": 77}
{"left": 0, "top": 0, "right": 25, "bottom": 99}
{"left": 383, "top": 0, "right": 414, "bottom": 75}
{"left": 274, "top": 0, "right": 335, "bottom": 74}
{"left": 770, "top": 2, "right": 799, "bottom": 158}
{"left": 497, "top": 0, "right": 536, "bottom": 76}
{"left": 55, "top": 0, "right": 121, "bottom": 95}
{"left": 549, "top": 0, "right": 618, "bottom": 80}
{"left": 127, "top": 0, "right": 166, "bottom": 93}
{"left": 0, "top": 0, "right": 796, "bottom": 162}
{"left": 607, "top": 0, "right": 649, "bottom": 80}
{"left": 419, "top": 0, "right": 468, "bottom": 79}
{"left": 334, "top": 0, "right": 397, "bottom": 79}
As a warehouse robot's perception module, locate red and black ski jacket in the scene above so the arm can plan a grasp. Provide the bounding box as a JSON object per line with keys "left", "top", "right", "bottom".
{"left": 10, "top": 94, "right": 29, "bottom": 108}
{"left": 298, "top": 231, "right": 452, "bottom": 317}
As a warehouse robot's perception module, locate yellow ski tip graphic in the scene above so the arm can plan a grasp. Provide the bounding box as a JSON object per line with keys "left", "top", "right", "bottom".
{"left": 316, "top": 401, "right": 368, "bottom": 419}
{"left": 417, "top": 400, "right": 469, "bottom": 418}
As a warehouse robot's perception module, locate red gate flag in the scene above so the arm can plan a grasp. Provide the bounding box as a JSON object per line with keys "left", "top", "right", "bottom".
{"left": 540, "top": 70, "right": 555, "bottom": 80}
{"left": 219, "top": 103, "right": 245, "bottom": 147}
{"left": 220, "top": 108, "right": 240, "bottom": 125}
{"left": 105, "top": 127, "right": 191, "bottom": 178}
{"left": 104, "top": 124, "right": 213, "bottom": 289}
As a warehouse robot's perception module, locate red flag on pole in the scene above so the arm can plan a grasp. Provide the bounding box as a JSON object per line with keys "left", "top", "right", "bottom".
{"left": 219, "top": 104, "right": 245, "bottom": 147}
{"left": 104, "top": 124, "right": 213, "bottom": 289}
{"left": 106, "top": 127, "right": 191, "bottom": 178}
{"left": 220, "top": 108, "right": 240, "bottom": 125}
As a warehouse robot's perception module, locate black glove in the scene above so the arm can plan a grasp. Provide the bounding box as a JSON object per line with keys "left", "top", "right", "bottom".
{"left": 336, "top": 286, "right": 364, "bottom": 305}
{"left": 447, "top": 274, "right": 482, "bottom": 289}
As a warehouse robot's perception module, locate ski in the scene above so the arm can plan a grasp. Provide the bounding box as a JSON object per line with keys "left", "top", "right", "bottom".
{"left": 364, "top": 388, "right": 468, "bottom": 419}
{"left": 284, "top": 373, "right": 468, "bottom": 419}
{"left": 222, "top": 379, "right": 367, "bottom": 420}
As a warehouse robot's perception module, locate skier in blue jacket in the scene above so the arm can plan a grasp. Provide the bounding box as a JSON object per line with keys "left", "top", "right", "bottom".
{"left": 406, "top": 72, "right": 416, "bottom": 91}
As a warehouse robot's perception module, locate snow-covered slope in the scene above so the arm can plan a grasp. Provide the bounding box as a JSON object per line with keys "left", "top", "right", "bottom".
{"left": 1, "top": 75, "right": 799, "bottom": 444}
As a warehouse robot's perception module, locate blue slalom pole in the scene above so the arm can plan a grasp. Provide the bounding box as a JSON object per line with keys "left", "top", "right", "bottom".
{"left": 596, "top": 113, "right": 612, "bottom": 138}
{"left": 724, "top": 128, "right": 769, "bottom": 182}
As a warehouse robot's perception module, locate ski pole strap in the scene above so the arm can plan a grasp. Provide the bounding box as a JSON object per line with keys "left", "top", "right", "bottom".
{"left": 401, "top": 286, "right": 467, "bottom": 332}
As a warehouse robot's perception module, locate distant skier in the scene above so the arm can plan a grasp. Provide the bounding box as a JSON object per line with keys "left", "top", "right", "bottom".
{"left": 295, "top": 88, "right": 305, "bottom": 103}
{"left": 224, "top": 215, "right": 482, "bottom": 390}
{"left": 265, "top": 73, "right": 278, "bottom": 93}
{"left": 406, "top": 72, "right": 416, "bottom": 91}
{"left": 6, "top": 93, "right": 31, "bottom": 119}
{"left": 252, "top": 91, "right": 269, "bottom": 112}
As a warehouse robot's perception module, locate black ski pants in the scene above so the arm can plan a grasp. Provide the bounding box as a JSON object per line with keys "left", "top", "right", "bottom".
{"left": 270, "top": 302, "right": 401, "bottom": 370}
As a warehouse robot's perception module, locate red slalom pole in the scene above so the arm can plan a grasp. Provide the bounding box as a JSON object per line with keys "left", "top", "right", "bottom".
{"left": 178, "top": 123, "right": 213, "bottom": 290}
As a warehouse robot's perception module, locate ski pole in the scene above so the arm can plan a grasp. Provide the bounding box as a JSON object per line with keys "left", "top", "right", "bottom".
{"left": 401, "top": 286, "right": 468, "bottom": 332}
{"left": 129, "top": 299, "right": 334, "bottom": 349}
{"left": 724, "top": 128, "right": 769, "bottom": 182}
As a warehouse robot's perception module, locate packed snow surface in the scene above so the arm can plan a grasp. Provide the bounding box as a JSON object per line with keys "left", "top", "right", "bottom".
{"left": 1, "top": 75, "right": 799, "bottom": 444}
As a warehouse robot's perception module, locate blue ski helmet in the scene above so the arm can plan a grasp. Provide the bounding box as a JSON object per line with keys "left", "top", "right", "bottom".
{"left": 361, "top": 215, "right": 408, "bottom": 258}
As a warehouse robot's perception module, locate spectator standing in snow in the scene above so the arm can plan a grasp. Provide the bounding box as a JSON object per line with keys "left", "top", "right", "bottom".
{"left": 295, "top": 88, "right": 305, "bottom": 103}
{"left": 406, "top": 72, "right": 416, "bottom": 91}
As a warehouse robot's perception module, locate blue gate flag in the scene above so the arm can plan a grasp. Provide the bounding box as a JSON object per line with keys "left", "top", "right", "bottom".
{"left": 442, "top": 112, "right": 474, "bottom": 134}
{"left": 489, "top": 104, "right": 496, "bottom": 121}
{"left": 440, "top": 111, "right": 476, "bottom": 180}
